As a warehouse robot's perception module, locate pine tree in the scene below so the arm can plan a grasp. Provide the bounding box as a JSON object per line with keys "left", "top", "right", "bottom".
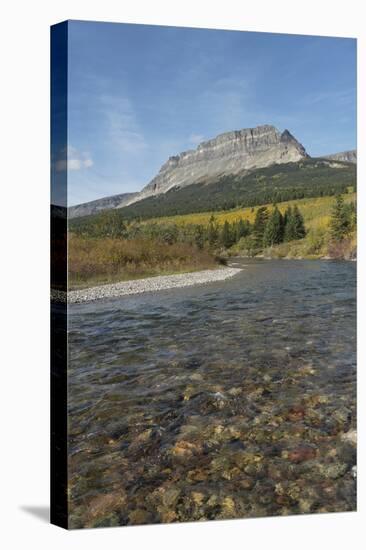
{"left": 351, "top": 201, "right": 357, "bottom": 231}
{"left": 253, "top": 207, "right": 269, "bottom": 248}
{"left": 221, "top": 220, "right": 234, "bottom": 248}
{"left": 330, "top": 195, "right": 351, "bottom": 240}
{"left": 284, "top": 205, "right": 305, "bottom": 241}
{"left": 208, "top": 215, "right": 219, "bottom": 247}
{"left": 194, "top": 225, "right": 205, "bottom": 249}
{"left": 283, "top": 206, "right": 292, "bottom": 230}
{"left": 345, "top": 201, "right": 357, "bottom": 231}
{"left": 285, "top": 207, "right": 297, "bottom": 241}
{"left": 235, "top": 218, "right": 250, "bottom": 241}
{"left": 292, "top": 206, "right": 306, "bottom": 239}
{"left": 263, "top": 206, "right": 284, "bottom": 246}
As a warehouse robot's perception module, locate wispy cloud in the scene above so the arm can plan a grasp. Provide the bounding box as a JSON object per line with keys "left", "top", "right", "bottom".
{"left": 99, "top": 94, "right": 147, "bottom": 154}
{"left": 66, "top": 23, "right": 356, "bottom": 204}
{"left": 197, "top": 76, "right": 254, "bottom": 131}
{"left": 301, "top": 88, "right": 355, "bottom": 107}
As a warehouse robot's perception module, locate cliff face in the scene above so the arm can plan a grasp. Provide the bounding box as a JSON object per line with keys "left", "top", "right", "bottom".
{"left": 134, "top": 125, "right": 308, "bottom": 202}
{"left": 324, "top": 150, "right": 357, "bottom": 164}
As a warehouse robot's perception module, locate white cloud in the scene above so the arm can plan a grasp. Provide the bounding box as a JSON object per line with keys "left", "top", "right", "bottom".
{"left": 55, "top": 146, "right": 93, "bottom": 172}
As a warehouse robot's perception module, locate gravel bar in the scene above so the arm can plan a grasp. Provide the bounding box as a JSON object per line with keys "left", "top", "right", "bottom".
{"left": 68, "top": 267, "right": 241, "bottom": 304}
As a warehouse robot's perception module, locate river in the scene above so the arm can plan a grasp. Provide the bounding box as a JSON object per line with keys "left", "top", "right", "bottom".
{"left": 67, "top": 259, "right": 356, "bottom": 528}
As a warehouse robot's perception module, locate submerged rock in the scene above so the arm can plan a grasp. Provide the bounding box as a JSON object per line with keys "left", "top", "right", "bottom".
{"left": 84, "top": 491, "right": 126, "bottom": 528}
{"left": 128, "top": 509, "right": 153, "bottom": 525}
{"left": 317, "top": 462, "right": 348, "bottom": 480}
{"left": 220, "top": 496, "right": 236, "bottom": 518}
{"left": 341, "top": 429, "right": 357, "bottom": 446}
{"left": 284, "top": 445, "right": 317, "bottom": 463}
{"left": 170, "top": 439, "right": 203, "bottom": 460}
{"left": 161, "top": 487, "right": 181, "bottom": 508}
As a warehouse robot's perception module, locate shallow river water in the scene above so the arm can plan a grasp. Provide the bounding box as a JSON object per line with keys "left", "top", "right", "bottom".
{"left": 67, "top": 259, "right": 356, "bottom": 528}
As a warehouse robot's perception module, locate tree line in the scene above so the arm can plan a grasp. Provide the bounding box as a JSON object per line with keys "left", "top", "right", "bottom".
{"left": 112, "top": 159, "right": 355, "bottom": 221}
{"left": 251, "top": 204, "right": 306, "bottom": 248}
{"left": 70, "top": 204, "right": 307, "bottom": 253}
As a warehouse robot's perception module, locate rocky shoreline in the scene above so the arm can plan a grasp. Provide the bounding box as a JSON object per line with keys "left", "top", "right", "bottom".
{"left": 67, "top": 267, "right": 241, "bottom": 304}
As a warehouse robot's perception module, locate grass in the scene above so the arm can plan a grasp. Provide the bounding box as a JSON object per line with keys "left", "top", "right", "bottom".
{"left": 140, "top": 192, "right": 356, "bottom": 231}
{"left": 258, "top": 231, "right": 357, "bottom": 260}
{"left": 68, "top": 193, "right": 357, "bottom": 288}
{"left": 206, "top": 192, "right": 356, "bottom": 260}
{"left": 68, "top": 235, "right": 218, "bottom": 289}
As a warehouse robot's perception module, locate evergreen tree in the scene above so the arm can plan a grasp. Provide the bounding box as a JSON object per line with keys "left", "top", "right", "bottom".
{"left": 263, "top": 206, "right": 284, "bottom": 246}
{"left": 283, "top": 206, "right": 292, "bottom": 230}
{"left": 283, "top": 206, "right": 295, "bottom": 241}
{"left": 292, "top": 206, "right": 306, "bottom": 239}
{"left": 235, "top": 218, "right": 250, "bottom": 242}
{"left": 208, "top": 215, "right": 219, "bottom": 247}
{"left": 330, "top": 195, "right": 351, "bottom": 240}
{"left": 284, "top": 205, "right": 305, "bottom": 241}
{"left": 345, "top": 201, "right": 357, "bottom": 231}
{"left": 253, "top": 207, "right": 269, "bottom": 248}
{"left": 220, "top": 220, "right": 234, "bottom": 248}
{"left": 351, "top": 201, "right": 357, "bottom": 231}
{"left": 194, "top": 225, "right": 205, "bottom": 249}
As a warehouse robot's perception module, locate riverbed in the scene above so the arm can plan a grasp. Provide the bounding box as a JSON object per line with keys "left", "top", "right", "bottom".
{"left": 67, "top": 259, "right": 356, "bottom": 528}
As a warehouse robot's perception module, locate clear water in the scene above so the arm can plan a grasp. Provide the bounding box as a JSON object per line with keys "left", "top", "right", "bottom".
{"left": 67, "top": 259, "right": 356, "bottom": 528}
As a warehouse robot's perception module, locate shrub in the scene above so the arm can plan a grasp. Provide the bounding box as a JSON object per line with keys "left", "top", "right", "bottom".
{"left": 68, "top": 235, "right": 218, "bottom": 287}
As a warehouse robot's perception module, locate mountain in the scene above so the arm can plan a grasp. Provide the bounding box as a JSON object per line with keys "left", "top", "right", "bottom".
{"left": 115, "top": 158, "right": 356, "bottom": 220}
{"left": 132, "top": 125, "right": 308, "bottom": 203}
{"left": 324, "top": 150, "right": 357, "bottom": 164}
{"left": 69, "top": 192, "right": 138, "bottom": 219}
{"left": 68, "top": 126, "right": 357, "bottom": 220}
{"left": 69, "top": 158, "right": 356, "bottom": 227}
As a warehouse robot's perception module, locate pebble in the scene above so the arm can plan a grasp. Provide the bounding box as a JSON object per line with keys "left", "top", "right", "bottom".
{"left": 68, "top": 268, "right": 242, "bottom": 303}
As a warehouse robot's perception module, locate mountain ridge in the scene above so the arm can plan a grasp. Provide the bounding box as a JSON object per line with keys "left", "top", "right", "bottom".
{"left": 69, "top": 192, "right": 138, "bottom": 219}
{"left": 132, "top": 125, "right": 308, "bottom": 204}
{"left": 68, "top": 125, "right": 356, "bottom": 218}
{"left": 323, "top": 150, "right": 357, "bottom": 164}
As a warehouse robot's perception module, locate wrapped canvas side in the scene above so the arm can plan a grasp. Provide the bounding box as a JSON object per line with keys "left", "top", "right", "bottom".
{"left": 50, "top": 21, "right": 68, "bottom": 529}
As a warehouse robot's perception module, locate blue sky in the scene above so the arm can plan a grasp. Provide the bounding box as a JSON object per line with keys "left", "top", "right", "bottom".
{"left": 67, "top": 21, "right": 356, "bottom": 206}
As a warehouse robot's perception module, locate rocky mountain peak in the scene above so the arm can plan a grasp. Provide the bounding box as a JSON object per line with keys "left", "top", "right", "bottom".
{"left": 132, "top": 125, "right": 309, "bottom": 203}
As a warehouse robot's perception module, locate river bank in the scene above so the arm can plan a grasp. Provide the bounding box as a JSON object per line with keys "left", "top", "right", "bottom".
{"left": 225, "top": 233, "right": 357, "bottom": 262}
{"left": 67, "top": 266, "right": 241, "bottom": 303}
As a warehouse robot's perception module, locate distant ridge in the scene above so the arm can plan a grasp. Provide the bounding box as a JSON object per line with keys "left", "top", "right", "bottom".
{"left": 69, "top": 192, "right": 138, "bottom": 219}
{"left": 323, "top": 150, "right": 356, "bottom": 164}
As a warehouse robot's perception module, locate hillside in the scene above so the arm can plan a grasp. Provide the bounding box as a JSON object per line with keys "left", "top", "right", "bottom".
{"left": 85, "top": 158, "right": 355, "bottom": 223}
{"left": 69, "top": 192, "right": 138, "bottom": 219}
{"left": 137, "top": 192, "right": 356, "bottom": 231}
